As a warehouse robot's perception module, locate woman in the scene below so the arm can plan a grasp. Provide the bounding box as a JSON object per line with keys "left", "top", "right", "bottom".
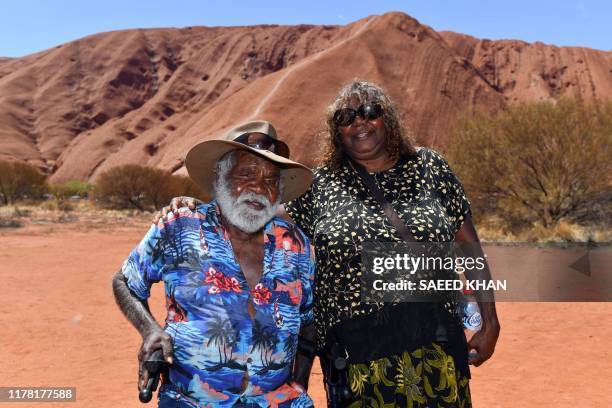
{"left": 285, "top": 80, "right": 499, "bottom": 407}
{"left": 163, "top": 81, "right": 500, "bottom": 407}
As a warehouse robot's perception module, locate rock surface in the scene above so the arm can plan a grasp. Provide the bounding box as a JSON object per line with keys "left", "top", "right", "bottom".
{"left": 0, "top": 12, "right": 610, "bottom": 181}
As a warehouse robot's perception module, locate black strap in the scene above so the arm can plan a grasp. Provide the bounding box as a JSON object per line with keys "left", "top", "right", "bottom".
{"left": 348, "top": 156, "right": 454, "bottom": 345}
{"left": 296, "top": 335, "right": 316, "bottom": 359}
{"left": 348, "top": 158, "right": 417, "bottom": 243}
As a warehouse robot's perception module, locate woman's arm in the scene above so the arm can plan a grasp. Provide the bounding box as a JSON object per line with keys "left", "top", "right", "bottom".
{"left": 454, "top": 214, "right": 501, "bottom": 366}
{"left": 151, "top": 196, "right": 200, "bottom": 224}
{"left": 152, "top": 198, "right": 295, "bottom": 223}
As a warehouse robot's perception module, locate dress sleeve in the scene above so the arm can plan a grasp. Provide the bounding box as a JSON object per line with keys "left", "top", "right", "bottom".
{"left": 121, "top": 223, "right": 165, "bottom": 300}
{"left": 427, "top": 149, "right": 472, "bottom": 234}
{"left": 284, "top": 176, "right": 318, "bottom": 241}
{"left": 299, "top": 235, "right": 315, "bottom": 327}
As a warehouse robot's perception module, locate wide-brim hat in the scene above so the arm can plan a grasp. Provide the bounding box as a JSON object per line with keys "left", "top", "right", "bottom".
{"left": 185, "top": 120, "right": 313, "bottom": 203}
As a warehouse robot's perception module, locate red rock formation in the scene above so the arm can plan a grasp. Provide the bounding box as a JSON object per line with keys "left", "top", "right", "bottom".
{"left": 0, "top": 12, "right": 609, "bottom": 182}
{"left": 440, "top": 31, "right": 612, "bottom": 103}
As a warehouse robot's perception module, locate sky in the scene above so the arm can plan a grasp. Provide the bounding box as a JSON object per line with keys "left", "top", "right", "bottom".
{"left": 1, "top": 0, "right": 610, "bottom": 58}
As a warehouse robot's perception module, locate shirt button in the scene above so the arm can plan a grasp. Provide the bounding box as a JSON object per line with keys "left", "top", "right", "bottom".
{"left": 247, "top": 357, "right": 253, "bottom": 363}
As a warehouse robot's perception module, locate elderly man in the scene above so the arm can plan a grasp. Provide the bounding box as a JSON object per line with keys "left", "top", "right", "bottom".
{"left": 112, "top": 120, "right": 316, "bottom": 408}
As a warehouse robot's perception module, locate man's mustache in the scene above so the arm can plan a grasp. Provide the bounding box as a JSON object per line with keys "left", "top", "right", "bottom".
{"left": 236, "top": 192, "right": 271, "bottom": 208}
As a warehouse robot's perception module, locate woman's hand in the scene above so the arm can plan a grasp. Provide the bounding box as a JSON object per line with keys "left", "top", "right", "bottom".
{"left": 467, "top": 317, "right": 500, "bottom": 366}
{"left": 151, "top": 196, "right": 200, "bottom": 224}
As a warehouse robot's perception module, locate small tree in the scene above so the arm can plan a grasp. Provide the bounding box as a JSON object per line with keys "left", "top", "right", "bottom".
{"left": 94, "top": 165, "right": 164, "bottom": 210}
{"left": 50, "top": 180, "right": 94, "bottom": 200}
{"left": 93, "top": 165, "right": 207, "bottom": 211}
{"left": 448, "top": 98, "right": 612, "bottom": 227}
{"left": 0, "top": 160, "right": 47, "bottom": 205}
{"left": 170, "top": 175, "right": 209, "bottom": 202}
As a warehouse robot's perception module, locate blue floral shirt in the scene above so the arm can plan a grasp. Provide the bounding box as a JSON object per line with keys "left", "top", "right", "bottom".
{"left": 122, "top": 201, "right": 315, "bottom": 407}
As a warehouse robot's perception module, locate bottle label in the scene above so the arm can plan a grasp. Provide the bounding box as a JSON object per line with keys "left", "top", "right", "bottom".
{"left": 463, "top": 311, "right": 482, "bottom": 331}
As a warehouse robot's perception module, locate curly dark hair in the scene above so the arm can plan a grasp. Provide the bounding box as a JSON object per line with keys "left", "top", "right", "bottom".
{"left": 319, "top": 80, "right": 416, "bottom": 168}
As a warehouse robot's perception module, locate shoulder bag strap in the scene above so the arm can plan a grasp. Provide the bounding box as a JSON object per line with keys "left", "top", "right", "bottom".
{"left": 348, "top": 158, "right": 416, "bottom": 243}
{"left": 348, "top": 156, "right": 452, "bottom": 343}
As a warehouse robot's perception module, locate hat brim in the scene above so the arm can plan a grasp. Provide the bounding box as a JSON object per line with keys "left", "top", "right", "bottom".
{"left": 185, "top": 140, "right": 313, "bottom": 203}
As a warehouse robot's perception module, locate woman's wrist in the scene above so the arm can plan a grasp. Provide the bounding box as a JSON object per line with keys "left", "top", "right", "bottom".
{"left": 481, "top": 315, "right": 500, "bottom": 333}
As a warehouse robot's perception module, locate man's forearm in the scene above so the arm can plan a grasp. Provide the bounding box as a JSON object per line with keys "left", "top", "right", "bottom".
{"left": 112, "top": 271, "right": 162, "bottom": 338}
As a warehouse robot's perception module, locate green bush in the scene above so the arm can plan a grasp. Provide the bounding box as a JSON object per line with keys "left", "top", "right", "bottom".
{"left": 448, "top": 98, "right": 612, "bottom": 228}
{"left": 0, "top": 160, "right": 47, "bottom": 205}
{"left": 93, "top": 165, "right": 206, "bottom": 211}
{"left": 50, "top": 180, "right": 94, "bottom": 199}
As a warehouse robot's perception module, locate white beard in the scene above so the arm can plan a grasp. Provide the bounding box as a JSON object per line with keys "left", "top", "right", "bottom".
{"left": 214, "top": 178, "right": 279, "bottom": 233}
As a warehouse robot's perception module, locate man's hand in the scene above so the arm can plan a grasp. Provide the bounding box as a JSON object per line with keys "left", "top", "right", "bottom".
{"left": 151, "top": 196, "right": 200, "bottom": 224}
{"left": 138, "top": 329, "right": 174, "bottom": 392}
{"left": 467, "top": 320, "right": 500, "bottom": 367}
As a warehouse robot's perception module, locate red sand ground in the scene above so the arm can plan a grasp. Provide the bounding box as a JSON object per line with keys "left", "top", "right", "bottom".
{"left": 1, "top": 221, "right": 610, "bottom": 407}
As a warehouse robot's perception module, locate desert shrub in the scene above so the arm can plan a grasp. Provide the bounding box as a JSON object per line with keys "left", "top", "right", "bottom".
{"left": 0, "top": 219, "right": 22, "bottom": 228}
{"left": 448, "top": 98, "right": 612, "bottom": 228}
{"left": 57, "top": 200, "right": 74, "bottom": 212}
{"left": 171, "top": 175, "right": 209, "bottom": 202}
{"left": 93, "top": 165, "right": 206, "bottom": 211}
{"left": 40, "top": 200, "right": 60, "bottom": 211}
{"left": 0, "top": 160, "right": 47, "bottom": 205}
{"left": 11, "top": 207, "right": 32, "bottom": 217}
{"left": 94, "top": 165, "right": 167, "bottom": 211}
{"left": 50, "top": 180, "right": 94, "bottom": 199}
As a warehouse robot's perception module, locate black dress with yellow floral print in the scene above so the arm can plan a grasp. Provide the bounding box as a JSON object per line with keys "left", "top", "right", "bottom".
{"left": 285, "top": 148, "right": 472, "bottom": 407}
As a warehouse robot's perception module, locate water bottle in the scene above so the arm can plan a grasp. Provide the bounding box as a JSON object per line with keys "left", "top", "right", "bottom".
{"left": 461, "top": 301, "right": 482, "bottom": 332}
{"left": 460, "top": 300, "right": 482, "bottom": 361}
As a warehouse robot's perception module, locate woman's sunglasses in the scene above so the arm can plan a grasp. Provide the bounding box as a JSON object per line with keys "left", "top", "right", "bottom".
{"left": 333, "top": 103, "right": 383, "bottom": 127}
{"left": 233, "top": 132, "right": 290, "bottom": 158}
